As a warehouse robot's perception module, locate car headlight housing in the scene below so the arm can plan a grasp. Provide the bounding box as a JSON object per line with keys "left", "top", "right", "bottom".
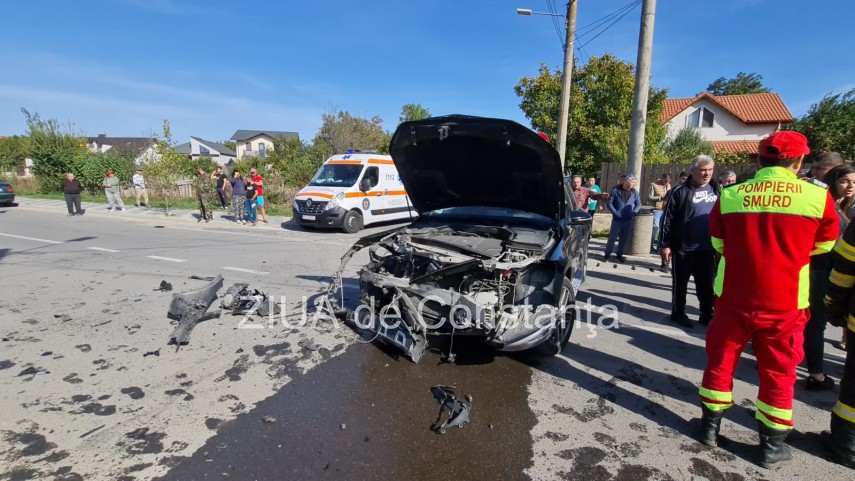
{"left": 326, "top": 192, "right": 345, "bottom": 211}
{"left": 292, "top": 198, "right": 299, "bottom": 209}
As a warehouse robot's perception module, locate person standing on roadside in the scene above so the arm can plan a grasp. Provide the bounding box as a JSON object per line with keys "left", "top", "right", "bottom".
{"left": 62, "top": 173, "right": 83, "bottom": 216}
{"left": 649, "top": 173, "right": 672, "bottom": 252}
{"left": 132, "top": 169, "right": 149, "bottom": 207}
{"left": 659, "top": 156, "right": 720, "bottom": 329}
{"left": 822, "top": 203, "right": 855, "bottom": 469}
{"left": 244, "top": 177, "right": 258, "bottom": 226}
{"left": 697, "top": 131, "right": 839, "bottom": 468}
{"left": 570, "top": 175, "right": 606, "bottom": 212}
{"left": 718, "top": 170, "right": 737, "bottom": 187}
{"left": 249, "top": 168, "right": 268, "bottom": 223}
{"left": 586, "top": 176, "right": 603, "bottom": 216}
{"left": 211, "top": 166, "right": 228, "bottom": 210}
{"left": 603, "top": 174, "right": 641, "bottom": 263}
{"left": 102, "top": 169, "right": 125, "bottom": 212}
{"left": 195, "top": 166, "right": 213, "bottom": 223}
{"left": 803, "top": 152, "right": 846, "bottom": 392}
{"left": 230, "top": 171, "right": 247, "bottom": 224}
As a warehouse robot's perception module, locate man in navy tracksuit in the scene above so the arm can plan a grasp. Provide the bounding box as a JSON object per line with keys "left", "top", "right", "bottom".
{"left": 604, "top": 174, "right": 642, "bottom": 262}
{"left": 659, "top": 155, "right": 721, "bottom": 328}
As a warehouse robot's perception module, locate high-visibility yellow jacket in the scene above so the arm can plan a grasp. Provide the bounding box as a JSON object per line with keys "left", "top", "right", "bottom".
{"left": 710, "top": 167, "right": 838, "bottom": 310}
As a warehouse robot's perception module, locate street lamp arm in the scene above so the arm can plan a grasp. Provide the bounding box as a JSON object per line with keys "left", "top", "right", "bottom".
{"left": 516, "top": 8, "right": 563, "bottom": 18}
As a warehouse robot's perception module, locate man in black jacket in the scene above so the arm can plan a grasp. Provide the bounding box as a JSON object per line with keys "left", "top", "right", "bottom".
{"left": 61, "top": 173, "right": 84, "bottom": 216}
{"left": 659, "top": 155, "right": 720, "bottom": 328}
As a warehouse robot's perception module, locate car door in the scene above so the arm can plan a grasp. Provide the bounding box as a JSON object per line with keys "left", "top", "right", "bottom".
{"left": 562, "top": 180, "right": 592, "bottom": 290}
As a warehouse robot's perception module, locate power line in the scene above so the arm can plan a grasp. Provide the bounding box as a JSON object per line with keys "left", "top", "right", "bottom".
{"left": 575, "top": 0, "right": 640, "bottom": 41}
{"left": 576, "top": 0, "right": 640, "bottom": 50}
{"left": 544, "top": 0, "right": 565, "bottom": 49}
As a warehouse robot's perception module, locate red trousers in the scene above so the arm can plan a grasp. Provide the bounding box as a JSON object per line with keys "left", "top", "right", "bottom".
{"left": 701, "top": 300, "right": 808, "bottom": 430}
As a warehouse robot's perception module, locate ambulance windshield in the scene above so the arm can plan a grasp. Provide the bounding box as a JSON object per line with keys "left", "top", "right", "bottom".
{"left": 308, "top": 164, "right": 364, "bottom": 187}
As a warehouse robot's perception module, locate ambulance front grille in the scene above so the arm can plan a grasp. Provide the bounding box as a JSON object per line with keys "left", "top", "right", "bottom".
{"left": 296, "top": 199, "right": 328, "bottom": 214}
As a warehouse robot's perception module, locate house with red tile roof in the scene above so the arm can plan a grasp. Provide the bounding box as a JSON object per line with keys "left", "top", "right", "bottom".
{"left": 661, "top": 92, "right": 794, "bottom": 155}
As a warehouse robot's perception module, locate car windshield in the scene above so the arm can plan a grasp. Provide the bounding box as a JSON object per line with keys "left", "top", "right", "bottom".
{"left": 308, "top": 164, "right": 363, "bottom": 187}
{"left": 424, "top": 206, "right": 552, "bottom": 227}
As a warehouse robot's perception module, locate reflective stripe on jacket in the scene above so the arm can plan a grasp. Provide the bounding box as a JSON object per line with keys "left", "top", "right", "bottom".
{"left": 710, "top": 166, "right": 838, "bottom": 310}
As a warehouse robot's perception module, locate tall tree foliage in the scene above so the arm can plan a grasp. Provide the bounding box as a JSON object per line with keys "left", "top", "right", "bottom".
{"left": 788, "top": 89, "right": 855, "bottom": 160}
{"left": 22, "top": 108, "right": 86, "bottom": 192}
{"left": 399, "top": 103, "right": 431, "bottom": 124}
{"left": 514, "top": 54, "right": 668, "bottom": 175}
{"left": 663, "top": 128, "right": 714, "bottom": 163}
{"left": 0, "top": 136, "right": 30, "bottom": 176}
{"left": 312, "top": 110, "right": 388, "bottom": 160}
{"left": 706, "top": 72, "right": 770, "bottom": 96}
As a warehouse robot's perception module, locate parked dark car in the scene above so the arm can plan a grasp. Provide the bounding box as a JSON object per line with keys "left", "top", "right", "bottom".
{"left": 0, "top": 180, "right": 15, "bottom": 206}
{"left": 325, "top": 115, "right": 592, "bottom": 362}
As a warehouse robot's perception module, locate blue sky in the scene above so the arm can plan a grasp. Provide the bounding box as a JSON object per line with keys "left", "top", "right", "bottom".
{"left": 1, "top": 0, "right": 853, "bottom": 144}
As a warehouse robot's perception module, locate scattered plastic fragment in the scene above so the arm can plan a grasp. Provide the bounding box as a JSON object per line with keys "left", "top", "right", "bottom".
{"left": 143, "top": 349, "right": 161, "bottom": 357}
{"left": 262, "top": 416, "right": 276, "bottom": 424}
{"left": 430, "top": 385, "right": 472, "bottom": 434}
{"left": 18, "top": 366, "right": 49, "bottom": 377}
{"left": 155, "top": 281, "right": 173, "bottom": 292}
{"left": 340, "top": 423, "right": 347, "bottom": 430}
{"left": 167, "top": 276, "right": 223, "bottom": 346}
{"left": 54, "top": 314, "right": 72, "bottom": 322}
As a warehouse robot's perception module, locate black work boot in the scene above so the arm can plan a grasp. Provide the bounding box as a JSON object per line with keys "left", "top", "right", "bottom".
{"left": 699, "top": 406, "right": 725, "bottom": 447}
{"left": 758, "top": 422, "right": 793, "bottom": 469}
{"left": 828, "top": 414, "right": 855, "bottom": 469}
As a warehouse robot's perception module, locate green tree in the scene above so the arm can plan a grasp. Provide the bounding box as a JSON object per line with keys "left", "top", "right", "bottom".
{"left": 514, "top": 54, "right": 668, "bottom": 175}
{"left": 69, "top": 151, "right": 134, "bottom": 194}
{"left": 663, "top": 128, "right": 714, "bottom": 163}
{"left": 146, "top": 120, "right": 198, "bottom": 214}
{"left": 706, "top": 72, "right": 770, "bottom": 96}
{"left": 264, "top": 137, "right": 324, "bottom": 188}
{"left": 399, "top": 103, "right": 431, "bottom": 124}
{"left": 0, "top": 136, "right": 30, "bottom": 176}
{"left": 788, "top": 89, "right": 855, "bottom": 160}
{"left": 312, "top": 110, "right": 388, "bottom": 160}
{"left": 22, "top": 108, "right": 87, "bottom": 192}
{"left": 221, "top": 140, "right": 236, "bottom": 152}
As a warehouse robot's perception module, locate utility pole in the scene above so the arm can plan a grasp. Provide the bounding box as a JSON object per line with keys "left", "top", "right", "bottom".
{"left": 556, "top": 0, "right": 578, "bottom": 167}
{"left": 626, "top": 0, "right": 656, "bottom": 181}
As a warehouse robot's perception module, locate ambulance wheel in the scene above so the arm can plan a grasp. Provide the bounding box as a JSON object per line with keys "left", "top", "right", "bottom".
{"left": 342, "top": 210, "right": 363, "bottom": 233}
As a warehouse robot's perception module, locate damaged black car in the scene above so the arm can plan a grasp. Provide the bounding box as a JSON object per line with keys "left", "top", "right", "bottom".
{"left": 324, "top": 115, "right": 591, "bottom": 362}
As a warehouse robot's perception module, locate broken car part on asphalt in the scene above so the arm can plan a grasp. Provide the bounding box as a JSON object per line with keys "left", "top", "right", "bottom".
{"left": 155, "top": 280, "right": 173, "bottom": 292}
{"left": 315, "top": 115, "right": 591, "bottom": 363}
{"left": 221, "top": 283, "right": 281, "bottom": 317}
{"left": 167, "top": 275, "right": 223, "bottom": 346}
{"left": 430, "top": 385, "right": 472, "bottom": 434}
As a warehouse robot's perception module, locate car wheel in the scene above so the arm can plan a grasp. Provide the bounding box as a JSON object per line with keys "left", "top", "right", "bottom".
{"left": 341, "top": 210, "right": 363, "bottom": 233}
{"left": 534, "top": 277, "right": 575, "bottom": 357}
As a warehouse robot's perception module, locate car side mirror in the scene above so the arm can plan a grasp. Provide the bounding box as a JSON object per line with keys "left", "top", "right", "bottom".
{"left": 568, "top": 209, "right": 592, "bottom": 224}
{"left": 359, "top": 178, "right": 372, "bottom": 192}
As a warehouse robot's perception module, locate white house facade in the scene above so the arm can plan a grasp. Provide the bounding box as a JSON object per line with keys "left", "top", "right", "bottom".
{"left": 230, "top": 130, "right": 299, "bottom": 159}
{"left": 662, "top": 92, "right": 794, "bottom": 154}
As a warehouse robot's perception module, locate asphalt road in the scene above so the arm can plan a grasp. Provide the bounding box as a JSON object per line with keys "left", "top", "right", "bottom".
{"left": 0, "top": 199, "right": 851, "bottom": 480}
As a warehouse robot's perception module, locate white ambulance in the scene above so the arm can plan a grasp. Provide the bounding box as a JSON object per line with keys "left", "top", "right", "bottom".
{"left": 291, "top": 152, "right": 418, "bottom": 233}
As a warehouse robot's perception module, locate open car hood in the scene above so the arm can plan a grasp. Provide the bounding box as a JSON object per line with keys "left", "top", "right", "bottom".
{"left": 390, "top": 115, "right": 564, "bottom": 220}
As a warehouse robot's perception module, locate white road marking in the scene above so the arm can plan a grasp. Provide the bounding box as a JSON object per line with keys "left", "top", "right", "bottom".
{"left": 0, "top": 233, "right": 62, "bottom": 244}
{"left": 222, "top": 266, "right": 271, "bottom": 275}
{"left": 146, "top": 255, "right": 187, "bottom": 263}
{"left": 88, "top": 247, "right": 120, "bottom": 253}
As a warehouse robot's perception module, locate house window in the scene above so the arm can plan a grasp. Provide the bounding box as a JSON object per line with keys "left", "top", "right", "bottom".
{"left": 687, "top": 107, "right": 715, "bottom": 128}
{"left": 245, "top": 141, "right": 252, "bottom": 151}
{"left": 200, "top": 145, "right": 210, "bottom": 154}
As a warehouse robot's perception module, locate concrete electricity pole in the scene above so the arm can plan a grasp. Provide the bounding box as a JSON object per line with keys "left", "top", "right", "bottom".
{"left": 556, "top": 0, "right": 578, "bottom": 167}
{"left": 626, "top": 0, "right": 656, "bottom": 181}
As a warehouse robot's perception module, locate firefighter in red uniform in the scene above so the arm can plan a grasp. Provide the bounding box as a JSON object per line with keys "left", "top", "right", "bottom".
{"left": 697, "top": 131, "right": 839, "bottom": 468}
{"left": 823, "top": 220, "right": 855, "bottom": 469}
